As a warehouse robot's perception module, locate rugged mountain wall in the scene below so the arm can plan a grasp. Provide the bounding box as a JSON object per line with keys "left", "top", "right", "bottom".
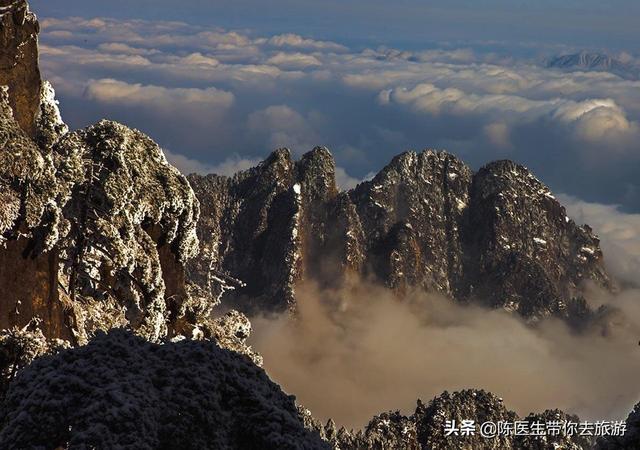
{"left": 0, "top": 83, "right": 204, "bottom": 342}
{"left": 190, "top": 148, "right": 612, "bottom": 322}
{"left": 0, "top": 0, "right": 41, "bottom": 137}
{"left": 0, "top": 3, "right": 257, "bottom": 349}
{"left": 0, "top": 2, "right": 271, "bottom": 391}
{"left": 0, "top": 85, "right": 70, "bottom": 339}
{"left": 187, "top": 148, "right": 338, "bottom": 313}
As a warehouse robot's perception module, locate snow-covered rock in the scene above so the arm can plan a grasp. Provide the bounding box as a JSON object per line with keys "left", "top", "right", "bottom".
{"left": 0, "top": 329, "right": 328, "bottom": 449}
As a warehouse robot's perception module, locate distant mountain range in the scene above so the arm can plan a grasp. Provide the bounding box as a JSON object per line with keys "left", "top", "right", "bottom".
{"left": 546, "top": 51, "right": 639, "bottom": 80}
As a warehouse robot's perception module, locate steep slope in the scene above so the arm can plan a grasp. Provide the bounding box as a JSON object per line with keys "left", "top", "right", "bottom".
{"left": 0, "top": 0, "right": 41, "bottom": 137}
{"left": 0, "top": 86, "right": 202, "bottom": 342}
{"left": 546, "top": 51, "right": 639, "bottom": 80}
{"left": 461, "top": 160, "right": 611, "bottom": 319}
{"left": 0, "top": 3, "right": 250, "bottom": 348}
{"left": 187, "top": 147, "right": 338, "bottom": 313}
{"left": 190, "top": 148, "right": 612, "bottom": 322}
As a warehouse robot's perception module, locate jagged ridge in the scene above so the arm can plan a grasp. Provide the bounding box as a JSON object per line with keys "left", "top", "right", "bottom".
{"left": 190, "top": 147, "right": 612, "bottom": 322}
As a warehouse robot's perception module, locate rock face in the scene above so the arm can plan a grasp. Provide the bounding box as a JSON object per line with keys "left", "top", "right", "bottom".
{"left": 0, "top": 0, "right": 261, "bottom": 366}
{"left": 0, "top": 329, "right": 328, "bottom": 449}
{"left": 0, "top": 85, "right": 70, "bottom": 339}
{"left": 52, "top": 120, "right": 200, "bottom": 342}
{"left": 190, "top": 148, "right": 612, "bottom": 321}
{"left": 546, "top": 51, "right": 640, "bottom": 80}
{"left": 0, "top": 83, "right": 203, "bottom": 343}
{"left": 0, "top": 0, "right": 41, "bottom": 137}
{"left": 187, "top": 148, "right": 337, "bottom": 313}
{"left": 462, "top": 160, "right": 610, "bottom": 318}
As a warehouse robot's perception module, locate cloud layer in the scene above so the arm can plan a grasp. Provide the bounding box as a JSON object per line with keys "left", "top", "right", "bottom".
{"left": 38, "top": 16, "right": 640, "bottom": 210}
{"left": 252, "top": 279, "right": 640, "bottom": 430}
{"left": 251, "top": 199, "right": 640, "bottom": 429}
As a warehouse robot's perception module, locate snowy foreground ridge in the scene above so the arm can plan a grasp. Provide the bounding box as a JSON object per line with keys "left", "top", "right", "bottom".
{"left": 0, "top": 330, "right": 327, "bottom": 449}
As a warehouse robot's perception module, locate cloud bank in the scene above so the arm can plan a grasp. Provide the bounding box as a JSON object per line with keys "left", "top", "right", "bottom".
{"left": 250, "top": 196, "right": 640, "bottom": 430}
{"left": 38, "top": 16, "right": 640, "bottom": 210}
{"left": 252, "top": 279, "right": 640, "bottom": 430}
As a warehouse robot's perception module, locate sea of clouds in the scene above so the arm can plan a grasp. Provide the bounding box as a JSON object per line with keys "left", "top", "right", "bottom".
{"left": 38, "top": 16, "right": 640, "bottom": 209}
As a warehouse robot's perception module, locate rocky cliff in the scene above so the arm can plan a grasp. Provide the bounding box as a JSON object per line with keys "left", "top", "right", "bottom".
{"left": 0, "top": 0, "right": 41, "bottom": 137}
{"left": 189, "top": 148, "right": 612, "bottom": 322}
{"left": 0, "top": 3, "right": 262, "bottom": 360}
{"left": 0, "top": 84, "right": 204, "bottom": 343}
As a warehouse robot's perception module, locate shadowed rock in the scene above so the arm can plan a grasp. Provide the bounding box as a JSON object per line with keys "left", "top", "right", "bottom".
{"left": 0, "top": 329, "right": 328, "bottom": 449}
{"left": 190, "top": 149, "right": 612, "bottom": 323}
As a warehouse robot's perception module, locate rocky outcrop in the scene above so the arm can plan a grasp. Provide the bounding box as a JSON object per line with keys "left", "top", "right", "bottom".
{"left": 0, "top": 0, "right": 41, "bottom": 137}
{"left": 0, "top": 329, "right": 328, "bottom": 449}
{"left": 0, "top": 85, "right": 70, "bottom": 339}
{"left": 337, "top": 151, "right": 472, "bottom": 296}
{"left": 188, "top": 309, "right": 263, "bottom": 366}
{"left": 1, "top": 74, "right": 265, "bottom": 373}
{"left": 190, "top": 148, "right": 612, "bottom": 321}
{"left": 52, "top": 120, "right": 200, "bottom": 342}
{"left": 0, "top": 0, "right": 264, "bottom": 366}
{"left": 187, "top": 147, "right": 337, "bottom": 313}
{"left": 318, "top": 390, "right": 600, "bottom": 449}
{"left": 461, "top": 160, "right": 611, "bottom": 319}
{"left": 0, "top": 82, "right": 203, "bottom": 343}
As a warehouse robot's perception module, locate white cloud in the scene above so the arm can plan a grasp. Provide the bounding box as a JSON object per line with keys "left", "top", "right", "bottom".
{"left": 267, "top": 33, "right": 347, "bottom": 52}
{"left": 84, "top": 79, "right": 234, "bottom": 112}
{"left": 335, "top": 166, "right": 361, "bottom": 190}
{"left": 210, "top": 155, "right": 263, "bottom": 176}
{"left": 380, "top": 83, "right": 640, "bottom": 151}
{"left": 37, "top": 16, "right": 640, "bottom": 209}
{"left": 164, "top": 149, "right": 214, "bottom": 175}
{"left": 266, "top": 52, "right": 322, "bottom": 69}
{"left": 247, "top": 105, "right": 321, "bottom": 154}
{"left": 553, "top": 99, "right": 639, "bottom": 146}
{"left": 164, "top": 149, "right": 260, "bottom": 176}
{"left": 561, "top": 195, "right": 640, "bottom": 285}
{"left": 97, "top": 43, "right": 160, "bottom": 56}
{"left": 484, "top": 122, "right": 512, "bottom": 150}
{"left": 176, "top": 52, "right": 220, "bottom": 67}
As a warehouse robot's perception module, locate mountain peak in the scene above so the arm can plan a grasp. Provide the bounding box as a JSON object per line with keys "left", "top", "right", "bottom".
{"left": 546, "top": 51, "right": 639, "bottom": 80}
{"left": 190, "top": 148, "right": 612, "bottom": 321}
{"left": 0, "top": 0, "right": 41, "bottom": 137}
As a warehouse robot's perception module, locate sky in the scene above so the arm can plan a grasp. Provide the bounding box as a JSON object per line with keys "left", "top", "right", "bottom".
{"left": 30, "top": 0, "right": 640, "bottom": 211}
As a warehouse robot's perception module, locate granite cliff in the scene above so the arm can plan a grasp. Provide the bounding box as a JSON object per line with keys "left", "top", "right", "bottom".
{"left": 189, "top": 148, "right": 612, "bottom": 323}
